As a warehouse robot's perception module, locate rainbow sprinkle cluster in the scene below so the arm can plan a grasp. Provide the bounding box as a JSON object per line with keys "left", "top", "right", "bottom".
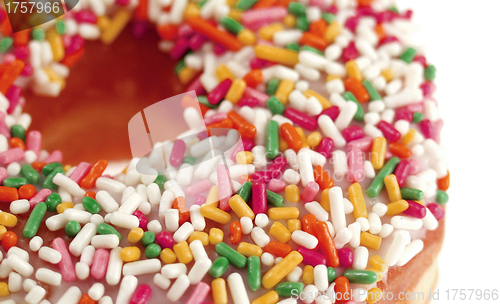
{"left": 0, "top": 0, "right": 449, "bottom": 303}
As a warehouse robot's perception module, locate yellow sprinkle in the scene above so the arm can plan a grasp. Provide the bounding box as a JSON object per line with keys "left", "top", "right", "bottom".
{"left": 216, "top": 64, "right": 235, "bottom": 82}
{"left": 348, "top": 183, "right": 367, "bottom": 219}
{"left": 251, "top": 291, "right": 279, "bottom": 304}
{"left": 120, "top": 247, "right": 141, "bottom": 262}
{"left": 44, "top": 67, "right": 65, "bottom": 89}
{"left": 201, "top": 206, "right": 232, "bottom": 224}
{"left": 63, "top": 164, "right": 73, "bottom": 172}
{"left": 285, "top": 185, "right": 300, "bottom": 203}
{"left": 212, "top": 278, "right": 228, "bottom": 304}
{"left": 306, "top": 131, "right": 322, "bottom": 147}
{"left": 254, "top": 44, "right": 299, "bottom": 67}
{"left": 237, "top": 242, "right": 263, "bottom": 257}
{"left": 178, "top": 67, "right": 199, "bottom": 85}
{"left": 160, "top": 248, "right": 177, "bottom": 264}
{"left": 302, "top": 265, "right": 314, "bottom": 285}
{"left": 269, "top": 221, "right": 292, "bottom": 243}
{"left": 46, "top": 31, "right": 64, "bottom": 62}
{"left": 386, "top": 200, "right": 409, "bottom": 216}
{"left": 360, "top": 232, "right": 382, "bottom": 250}
{"left": 259, "top": 23, "right": 284, "bottom": 41}
{"left": 228, "top": 9, "right": 242, "bottom": 22}
{"left": 97, "top": 16, "right": 111, "bottom": 31}
{"left": 283, "top": 14, "right": 296, "bottom": 28}
{"left": 380, "top": 69, "right": 394, "bottom": 82}
{"left": 225, "top": 78, "right": 246, "bottom": 103}
{"left": 268, "top": 207, "right": 300, "bottom": 220}
{"left": 326, "top": 74, "right": 342, "bottom": 82}
{"left": 237, "top": 29, "right": 257, "bottom": 46}
{"left": 0, "top": 212, "right": 16, "bottom": 228}
{"left": 101, "top": 8, "right": 132, "bottom": 45}
{"left": 371, "top": 137, "right": 387, "bottom": 170}
{"left": 367, "top": 287, "right": 384, "bottom": 304}
{"left": 369, "top": 255, "right": 388, "bottom": 272}
{"left": 295, "top": 127, "right": 309, "bottom": 149}
{"left": 204, "top": 185, "right": 219, "bottom": 208}
{"left": 184, "top": 2, "right": 200, "bottom": 18}
{"left": 127, "top": 228, "right": 144, "bottom": 243}
{"left": 0, "top": 225, "right": 6, "bottom": 239}
{"left": 279, "top": 137, "right": 289, "bottom": 152}
{"left": 225, "top": 0, "right": 238, "bottom": 7}
{"left": 366, "top": 268, "right": 384, "bottom": 282}
{"left": 188, "top": 231, "right": 210, "bottom": 246}
{"left": 401, "top": 128, "right": 417, "bottom": 145}
{"left": 262, "top": 251, "right": 303, "bottom": 289}
{"left": 384, "top": 174, "right": 402, "bottom": 202}
{"left": 303, "top": 89, "right": 331, "bottom": 109}
{"left": 236, "top": 151, "right": 253, "bottom": 164}
{"left": 275, "top": 79, "right": 294, "bottom": 105}
{"left": 229, "top": 195, "right": 255, "bottom": 220}
{"left": 287, "top": 219, "right": 301, "bottom": 233}
{"left": 324, "top": 21, "right": 342, "bottom": 43}
{"left": 173, "top": 241, "right": 193, "bottom": 264}
{"left": 319, "top": 189, "right": 330, "bottom": 212}
{"left": 346, "top": 60, "right": 363, "bottom": 82}
{"left": 56, "top": 201, "right": 74, "bottom": 214}
{"left": 209, "top": 228, "right": 224, "bottom": 245}
{"left": 0, "top": 282, "right": 9, "bottom": 297}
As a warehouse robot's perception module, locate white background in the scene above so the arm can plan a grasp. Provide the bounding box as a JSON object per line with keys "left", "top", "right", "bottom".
{"left": 398, "top": 0, "right": 500, "bottom": 301}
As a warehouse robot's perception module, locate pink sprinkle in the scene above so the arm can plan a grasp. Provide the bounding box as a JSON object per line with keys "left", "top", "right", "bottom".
{"left": 170, "top": 139, "right": 186, "bottom": 167}
{"left": 347, "top": 148, "right": 364, "bottom": 183}
{"left": 357, "top": 5, "right": 374, "bottom": 16}
{"left": 69, "top": 162, "right": 92, "bottom": 184}
{"left": 326, "top": 5, "right": 338, "bottom": 14}
{"left": 402, "top": 9, "right": 413, "bottom": 19}
{"left": 134, "top": 210, "right": 149, "bottom": 230}
{"left": 413, "top": 55, "right": 427, "bottom": 66}
{"left": 317, "top": 137, "right": 334, "bottom": 159}
{"left": 0, "top": 147, "right": 24, "bottom": 165}
{"left": 378, "top": 36, "right": 399, "bottom": 46}
{"left": 297, "top": 246, "right": 326, "bottom": 266}
{"left": 395, "top": 108, "right": 413, "bottom": 122}
{"left": 342, "top": 125, "right": 364, "bottom": 143}
{"left": 268, "top": 179, "right": 286, "bottom": 193}
{"left": 2, "top": 54, "right": 15, "bottom": 64}
{"left": 375, "top": 10, "right": 398, "bottom": 23}
{"left": 0, "top": 167, "right": 7, "bottom": 183}
{"left": 6, "top": 85, "right": 22, "bottom": 114}
{"left": 337, "top": 247, "right": 353, "bottom": 267}
{"left": 29, "top": 189, "right": 51, "bottom": 208}
{"left": 44, "top": 150, "right": 63, "bottom": 163}
{"left": 408, "top": 159, "right": 421, "bottom": 175}
{"left": 420, "top": 81, "right": 436, "bottom": 97}
{"left": 217, "top": 164, "right": 232, "bottom": 211}
{"left": 346, "top": 136, "right": 373, "bottom": 152}
{"left": 242, "top": 138, "right": 255, "bottom": 151}
{"left": 251, "top": 171, "right": 272, "bottom": 183}
{"left": 90, "top": 248, "right": 109, "bottom": 280}
{"left": 21, "top": 63, "right": 34, "bottom": 76}
{"left": 243, "top": 87, "right": 268, "bottom": 105}
{"left": 194, "top": 195, "right": 206, "bottom": 206}
{"left": 301, "top": 181, "right": 320, "bottom": 202}
{"left": 0, "top": 124, "right": 13, "bottom": 139}
{"left": 178, "top": 23, "right": 195, "bottom": 38}
{"left": 131, "top": 21, "right": 148, "bottom": 38}
{"left": 393, "top": 159, "right": 411, "bottom": 187}
{"left": 405, "top": 101, "right": 423, "bottom": 113}
{"left": 377, "top": 120, "right": 401, "bottom": 142}
{"left": 14, "top": 46, "right": 29, "bottom": 60}
{"left": 129, "top": 284, "right": 151, "bottom": 304}
{"left": 341, "top": 41, "right": 359, "bottom": 63}
{"left": 213, "top": 44, "right": 227, "bottom": 56}
{"left": 65, "top": 35, "right": 85, "bottom": 55}
{"left": 250, "top": 57, "right": 266, "bottom": 69}
{"left": 208, "top": 79, "right": 232, "bottom": 105}
{"left": 267, "top": 156, "right": 287, "bottom": 178}
{"left": 238, "top": 96, "right": 260, "bottom": 108}
{"left": 26, "top": 130, "right": 42, "bottom": 156}
{"left": 156, "top": 231, "right": 174, "bottom": 249}
{"left": 186, "top": 282, "right": 211, "bottom": 304}
{"left": 418, "top": 119, "right": 434, "bottom": 140}
{"left": 403, "top": 200, "right": 427, "bottom": 219}
{"left": 318, "top": 106, "right": 340, "bottom": 121}
{"left": 185, "top": 179, "right": 212, "bottom": 197}
{"left": 242, "top": 7, "right": 288, "bottom": 31}
{"left": 188, "top": 77, "right": 207, "bottom": 95}
{"left": 229, "top": 142, "right": 244, "bottom": 162}
{"left": 252, "top": 181, "right": 267, "bottom": 215}
{"left": 344, "top": 16, "right": 359, "bottom": 32}
{"left": 73, "top": 10, "right": 97, "bottom": 23}
{"left": 188, "top": 34, "right": 208, "bottom": 51}
{"left": 204, "top": 113, "right": 227, "bottom": 125}
{"left": 170, "top": 38, "right": 190, "bottom": 60}
{"left": 52, "top": 238, "right": 76, "bottom": 282}
{"left": 284, "top": 108, "right": 317, "bottom": 131}
{"left": 197, "top": 131, "right": 209, "bottom": 141}
{"left": 385, "top": 148, "right": 393, "bottom": 159}
{"left": 115, "top": 0, "right": 130, "bottom": 5}
{"left": 427, "top": 203, "right": 444, "bottom": 220}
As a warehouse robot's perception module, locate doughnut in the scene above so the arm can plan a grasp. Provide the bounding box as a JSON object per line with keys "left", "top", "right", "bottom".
{"left": 0, "top": 0, "right": 448, "bottom": 303}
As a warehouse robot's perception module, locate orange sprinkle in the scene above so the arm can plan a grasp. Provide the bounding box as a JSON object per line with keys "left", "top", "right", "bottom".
{"left": 357, "top": 0, "right": 374, "bottom": 6}
{"left": 0, "top": 60, "right": 25, "bottom": 95}
{"left": 253, "top": 0, "right": 279, "bottom": 9}
{"left": 135, "top": 0, "right": 149, "bottom": 20}
{"left": 374, "top": 23, "right": 385, "bottom": 40}
{"left": 8, "top": 137, "right": 25, "bottom": 150}
{"left": 309, "top": 19, "right": 328, "bottom": 37}
{"left": 229, "top": 221, "right": 242, "bottom": 244}
{"left": 80, "top": 160, "right": 108, "bottom": 189}
{"left": 313, "top": 165, "right": 334, "bottom": 189}
{"left": 173, "top": 197, "right": 190, "bottom": 225}
{"left": 1, "top": 231, "right": 17, "bottom": 251}
{"left": 78, "top": 294, "right": 96, "bottom": 304}
{"left": 243, "top": 69, "right": 263, "bottom": 88}
{"left": 186, "top": 17, "right": 243, "bottom": 52}
{"left": 437, "top": 171, "right": 450, "bottom": 191}
{"left": 32, "top": 162, "right": 47, "bottom": 171}
{"left": 84, "top": 191, "right": 97, "bottom": 200}
{"left": 61, "top": 47, "right": 85, "bottom": 67}
{"left": 157, "top": 24, "right": 178, "bottom": 40}
{"left": 280, "top": 123, "right": 302, "bottom": 152}
{"left": 301, "top": 214, "right": 317, "bottom": 236}
{"left": 18, "top": 184, "right": 37, "bottom": 200}
{"left": 13, "top": 30, "right": 30, "bottom": 47}
{"left": 0, "top": 186, "right": 19, "bottom": 203}
{"left": 388, "top": 142, "right": 411, "bottom": 158}
{"left": 264, "top": 241, "right": 292, "bottom": 257}
{"left": 299, "top": 32, "right": 328, "bottom": 50}
{"left": 344, "top": 77, "right": 370, "bottom": 103}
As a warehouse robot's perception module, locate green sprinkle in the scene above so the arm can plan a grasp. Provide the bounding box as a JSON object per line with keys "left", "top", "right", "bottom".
{"left": 343, "top": 269, "right": 378, "bottom": 284}
{"left": 141, "top": 231, "right": 156, "bottom": 247}
{"left": 266, "top": 79, "right": 280, "bottom": 96}
{"left": 296, "top": 16, "right": 310, "bottom": 31}
{"left": 288, "top": 2, "right": 306, "bottom": 16}
{"left": 265, "top": 120, "right": 279, "bottom": 160}
{"left": 400, "top": 47, "right": 417, "bottom": 63}
{"left": 236, "top": 0, "right": 258, "bottom": 10}
{"left": 10, "top": 125, "right": 26, "bottom": 141}
{"left": 267, "top": 190, "right": 284, "bottom": 207}
{"left": 300, "top": 45, "right": 323, "bottom": 56}
{"left": 322, "top": 13, "right": 336, "bottom": 24}
{"left": 45, "top": 193, "right": 62, "bottom": 212}
{"left": 32, "top": 28, "right": 45, "bottom": 41}
{"left": 265, "top": 96, "right": 286, "bottom": 115}
{"left": 388, "top": 6, "right": 399, "bottom": 13}
{"left": 198, "top": 96, "right": 218, "bottom": 108}
{"left": 182, "top": 156, "right": 196, "bottom": 165}
{"left": 55, "top": 20, "right": 66, "bottom": 35}
{"left": 81, "top": 197, "right": 102, "bottom": 214}
{"left": 412, "top": 112, "right": 424, "bottom": 124}
{"left": 362, "top": 80, "right": 382, "bottom": 101}
{"left": 219, "top": 16, "right": 244, "bottom": 34}
{"left": 2, "top": 177, "right": 27, "bottom": 189}
{"left": 247, "top": 256, "right": 261, "bottom": 291}
{"left": 328, "top": 267, "right": 337, "bottom": 282}
{"left": 366, "top": 157, "right": 400, "bottom": 198}
{"left": 424, "top": 65, "right": 436, "bottom": 81}
{"left": 275, "top": 282, "right": 304, "bottom": 297}
{"left": 23, "top": 202, "right": 47, "bottom": 238}
{"left": 0, "top": 38, "right": 13, "bottom": 53}
{"left": 65, "top": 221, "right": 81, "bottom": 237}
{"left": 400, "top": 188, "right": 424, "bottom": 201}
{"left": 42, "top": 166, "right": 64, "bottom": 190}
{"left": 237, "top": 181, "right": 252, "bottom": 203}
{"left": 42, "top": 162, "right": 63, "bottom": 176}
{"left": 285, "top": 43, "right": 300, "bottom": 52}
{"left": 175, "top": 59, "right": 186, "bottom": 75}
{"left": 20, "top": 164, "right": 40, "bottom": 185}
{"left": 342, "top": 92, "right": 365, "bottom": 121}
{"left": 209, "top": 256, "right": 229, "bottom": 278}
{"left": 215, "top": 242, "right": 247, "bottom": 269}
{"left": 96, "top": 223, "right": 122, "bottom": 241}
{"left": 198, "top": 0, "right": 209, "bottom": 7}
{"left": 435, "top": 190, "right": 449, "bottom": 204}
{"left": 153, "top": 173, "right": 167, "bottom": 188}
{"left": 145, "top": 243, "right": 161, "bottom": 258}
